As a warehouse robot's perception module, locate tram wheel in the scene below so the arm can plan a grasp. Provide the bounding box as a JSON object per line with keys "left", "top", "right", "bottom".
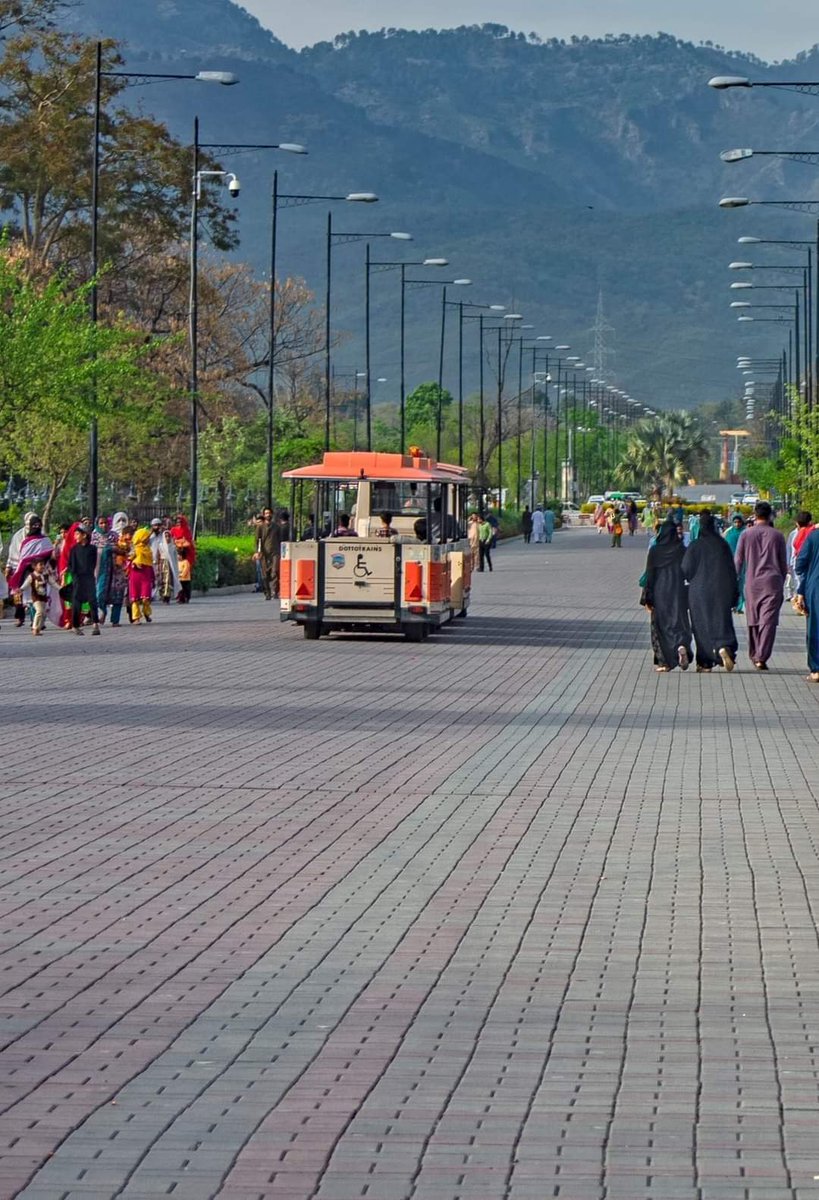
{"left": 403, "top": 624, "right": 424, "bottom": 643}
{"left": 303, "top": 621, "right": 321, "bottom": 640}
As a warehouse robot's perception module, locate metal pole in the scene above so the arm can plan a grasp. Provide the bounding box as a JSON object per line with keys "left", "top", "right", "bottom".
{"left": 807, "top": 252, "right": 813, "bottom": 413}
{"left": 516, "top": 337, "right": 523, "bottom": 511}
{"left": 497, "top": 324, "right": 503, "bottom": 511}
{"left": 478, "top": 314, "right": 485, "bottom": 493}
{"left": 400, "top": 263, "right": 406, "bottom": 452}
{"left": 266, "top": 169, "right": 278, "bottom": 508}
{"left": 795, "top": 290, "right": 801, "bottom": 407}
{"left": 189, "top": 116, "right": 200, "bottom": 533}
{"left": 542, "top": 353, "right": 549, "bottom": 498}
{"left": 365, "top": 242, "right": 372, "bottom": 450}
{"left": 458, "top": 301, "right": 464, "bottom": 466}
{"left": 89, "top": 41, "right": 102, "bottom": 519}
{"left": 553, "top": 360, "right": 561, "bottom": 499}
{"left": 437, "top": 285, "right": 447, "bottom": 460}
{"left": 324, "top": 210, "right": 332, "bottom": 451}
{"left": 530, "top": 374, "right": 537, "bottom": 509}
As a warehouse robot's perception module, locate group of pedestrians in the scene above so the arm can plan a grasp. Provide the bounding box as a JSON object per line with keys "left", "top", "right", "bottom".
{"left": 521, "top": 506, "right": 555, "bottom": 544}
{"left": 467, "top": 512, "right": 498, "bottom": 572}
{"left": 640, "top": 500, "right": 819, "bottom": 678}
{"left": 1, "top": 511, "right": 195, "bottom": 636}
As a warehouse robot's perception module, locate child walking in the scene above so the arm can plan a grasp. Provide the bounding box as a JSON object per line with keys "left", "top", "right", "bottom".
{"left": 29, "top": 560, "right": 52, "bottom": 636}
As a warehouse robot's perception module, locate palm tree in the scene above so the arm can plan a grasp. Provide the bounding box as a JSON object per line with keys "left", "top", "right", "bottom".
{"left": 615, "top": 411, "right": 709, "bottom": 499}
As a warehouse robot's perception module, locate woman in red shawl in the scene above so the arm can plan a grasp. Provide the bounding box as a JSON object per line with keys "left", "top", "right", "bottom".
{"left": 57, "top": 521, "right": 81, "bottom": 629}
{"left": 170, "top": 513, "right": 195, "bottom": 603}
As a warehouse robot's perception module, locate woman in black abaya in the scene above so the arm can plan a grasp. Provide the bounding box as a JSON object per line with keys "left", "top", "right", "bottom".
{"left": 640, "top": 518, "right": 692, "bottom": 672}
{"left": 682, "top": 511, "right": 739, "bottom": 672}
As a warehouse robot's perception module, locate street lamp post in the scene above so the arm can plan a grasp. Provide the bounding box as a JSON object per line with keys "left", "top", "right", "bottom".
{"left": 445, "top": 301, "right": 506, "bottom": 465}
{"left": 188, "top": 144, "right": 307, "bottom": 532}
{"left": 737, "top": 233, "right": 819, "bottom": 398}
{"left": 266, "top": 187, "right": 377, "bottom": 504}
{"left": 398, "top": 272, "right": 468, "bottom": 452}
{"left": 326, "top": 229, "right": 411, "bottom": 454}
{"left": 366, "top": 258, "right": 449, "bottom": 451}
{"left": 89, "top": 44, "right": 238, "bottom": 521}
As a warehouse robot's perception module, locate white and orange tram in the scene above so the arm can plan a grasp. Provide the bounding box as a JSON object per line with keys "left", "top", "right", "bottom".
{"left": 280, "top": 449, "right": 473, "bottom": 641}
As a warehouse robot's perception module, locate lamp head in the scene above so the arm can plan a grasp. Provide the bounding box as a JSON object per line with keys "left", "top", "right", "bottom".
{"left": 278, "top": 143, "right": 307, "bottom": 154}
{"left": 504, "top": 313, "right": 523, "bottom": 320}
{"left": 738, "top": 236, "right": 762, "bottom": 244}
{"left": 720, "top": 148, "right": 754, "bottom": 162}
{"left": 729, "top": 261, "right": 753, "bottom": 269}
{"left": 720, "top": 197, "right": 751, "bottom": 208}
{"left": 390, "top": 232, "right": 412, "bottom": 240}
{"left": 423, "top": 258, "right": 448, "bottom": 266}
{"left": 346, "top": 192, "right": 379, "bottom": 203}
{"left": 708, "top": 76, "right": 751, "bottom": 89}
{"left": 195, "top": 70, "right": 239, "bottom": 85}
{"left": 452, "top": 278, "right": 471, "bottom": 286}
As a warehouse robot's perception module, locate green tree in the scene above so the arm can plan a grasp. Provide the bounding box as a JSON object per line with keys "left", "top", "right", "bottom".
{"left": 0, "top": 28, "right": 235, "bottom": 277}
{"left": 405, "top": 381, "right": 453, "bottom": 448}
{"left": 615, "top": 411, "right": 709, "bottom": 498}
{"left": 0, "top": 250, "right": 160, "bottom": 522}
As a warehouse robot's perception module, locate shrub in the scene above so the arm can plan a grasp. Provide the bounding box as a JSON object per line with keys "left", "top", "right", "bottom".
{"left": 193, "top": 535, "right": 256, "bottom": 592}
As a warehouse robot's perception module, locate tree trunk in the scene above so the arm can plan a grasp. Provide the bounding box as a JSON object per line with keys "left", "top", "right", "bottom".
{"left": 42, "top": 471, "right": 69, "bottom": 531}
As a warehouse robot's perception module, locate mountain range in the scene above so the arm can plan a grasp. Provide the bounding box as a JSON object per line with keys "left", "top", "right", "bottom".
{"left": 61, "top": 1, "right": 819, "bottom": 409}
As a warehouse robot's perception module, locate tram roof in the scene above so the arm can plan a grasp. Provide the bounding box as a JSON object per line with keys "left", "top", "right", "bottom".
{"left": 282, "top": 451, "right": 472, "bottom": 484}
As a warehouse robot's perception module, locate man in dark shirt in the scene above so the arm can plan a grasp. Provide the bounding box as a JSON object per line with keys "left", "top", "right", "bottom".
{"left": 68, "top": 524, "right": 100, "bottom": 635}
{"left": 255, "top": 508, "right": 277, "bottom": 601}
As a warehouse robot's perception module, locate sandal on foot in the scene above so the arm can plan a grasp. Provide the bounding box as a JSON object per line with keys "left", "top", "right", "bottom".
{"left": 677, "top": 645, "right": 690, "bottom": 671}
{"left": 719, "top": 647, "right": 735, "bottom": 672}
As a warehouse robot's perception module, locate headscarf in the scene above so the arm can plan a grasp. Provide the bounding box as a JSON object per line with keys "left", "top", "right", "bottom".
{"left": 111, "top": 511, "right": 129, "bottom": 536}
{"left": 170, "top": 514, "right": 196, "bottom": 566}
{"left": 58, "top": 521, "right": 82, "bottom": 577}
{"left": 7, "top": 532, "right": 54, "bottom": 591}
{"left": 131, "top": 528, "right": 154, "bottom": 568}
{"left": 92, "top": 517, "right": 112, "bottom": 551}
{"left": 6, "top": 512, "right": 39, "bottom": 570}
{"left": 698, "top": 512, "right": 718, "bottom": 538}
{"left": 649, "top": 518, "right": 685, "bottom": 568}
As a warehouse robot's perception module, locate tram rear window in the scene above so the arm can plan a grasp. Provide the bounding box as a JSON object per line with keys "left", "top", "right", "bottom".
{"left": 371, "top": 481, "right": 436, "bottom": 515}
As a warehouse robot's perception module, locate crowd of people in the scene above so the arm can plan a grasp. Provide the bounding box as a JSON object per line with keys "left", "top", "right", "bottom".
{"left": 640, "top": 500, "right": 819, "bottom": 681}
{"left": 521, "top": 506, "right": 556, "bottom": 544}
{"left": 0, "top": 511, "right": 195, "bottom": 635}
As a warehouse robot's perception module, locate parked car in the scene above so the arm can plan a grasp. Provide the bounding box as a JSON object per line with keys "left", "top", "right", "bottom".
{"left": 561, "top": 502, "right": 581, "bottom": 513}
{"left": 587, "top": 494, "right": 606, "bottom": 505}
{"left": 743, "top": 493, "right": 760, "bottom": 505}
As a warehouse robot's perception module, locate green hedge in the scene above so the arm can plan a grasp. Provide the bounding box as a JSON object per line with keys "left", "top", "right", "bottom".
{"left": 193, "top": 535, "right": 256, "bottom": 592}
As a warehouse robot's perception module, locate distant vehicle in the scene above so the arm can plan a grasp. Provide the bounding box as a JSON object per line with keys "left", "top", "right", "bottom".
{"left": 561, "top": 501, "right": 581, "bottom": 513}
{"left": 587, "top": 494, "right": 606, "bottom": 505}
{"left": 729, "top": 491, "right": 746, "bottom": 505}
{"left": 743, "top": 493, "right": 760, "bottom": 504}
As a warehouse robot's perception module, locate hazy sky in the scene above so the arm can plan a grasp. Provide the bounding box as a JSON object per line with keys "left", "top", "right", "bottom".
{"left": 243, "top": 0, "right": 818, "bottom": 60}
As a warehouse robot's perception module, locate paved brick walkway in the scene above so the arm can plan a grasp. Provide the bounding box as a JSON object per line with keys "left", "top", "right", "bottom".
{"left": 3, "top": 530, "right": 819, "bottom": 1200}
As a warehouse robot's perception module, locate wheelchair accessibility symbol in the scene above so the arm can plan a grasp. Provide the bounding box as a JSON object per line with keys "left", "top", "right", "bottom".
{"left": 353, "top": 554, "right": 373, "bottom": 578}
